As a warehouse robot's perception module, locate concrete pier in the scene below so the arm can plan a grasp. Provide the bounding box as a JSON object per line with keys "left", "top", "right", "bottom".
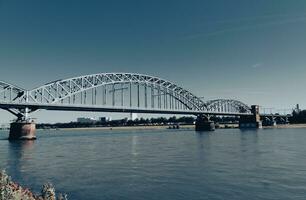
{"left": 9, "top": 121, "right": 36, "bottom": 140}
{"left": 195, "top": 115, "right": 215, "bottom": 131}
{"left": 239, "top": 105, "right": 262, "bottom": 129}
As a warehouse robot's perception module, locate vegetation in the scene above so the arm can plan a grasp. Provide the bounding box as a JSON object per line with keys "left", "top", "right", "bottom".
{"left": 37, "top": 116, "right": 196, "bottom": 129}
{"left": 0, "top": 170, "right": 67, "bottom": 200}
{"left": 289, "top": 110, "right": 306, "bottom": 124}
{"left": 36, "top": 115, "right": 243, "bottom": 130}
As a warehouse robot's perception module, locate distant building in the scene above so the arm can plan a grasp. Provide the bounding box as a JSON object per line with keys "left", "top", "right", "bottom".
{"left": 295, "top": 104, "right": 301, "bottom": 114}
{"left": 129, "top": 113, "right": 138, "bottom": 121}
{"left": 99, "top": 117, "right": 111, "bottom": 123}
{"left": 77, "top": 117, "right": 112, "bottom": 124}
{"left": 77, "top": 117, "right": 97, "bottom": 124}
{"left": 0, "top": 124, "right": 9, "bottom": 130}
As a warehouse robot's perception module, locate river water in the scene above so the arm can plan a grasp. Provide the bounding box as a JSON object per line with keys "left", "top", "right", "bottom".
{"left": 1, "top": 128, "right": 306, "bottom": 200}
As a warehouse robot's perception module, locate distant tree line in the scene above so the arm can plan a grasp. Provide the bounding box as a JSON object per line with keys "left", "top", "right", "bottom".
{"left": 37, "top": 116, "right": 196, "bottom": 129}
{"left": 289, "top": 110, "right": 306, "bottom": 124}
{"left": 36, "top": 114, "right": 273, "bottom": 129}
{"left": 36, "top": 115, "right": 242, "bottom": 129}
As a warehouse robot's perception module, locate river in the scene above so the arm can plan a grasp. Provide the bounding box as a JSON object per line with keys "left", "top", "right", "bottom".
{"left": 1, "top": 128, "right": 306, "bottom": 200}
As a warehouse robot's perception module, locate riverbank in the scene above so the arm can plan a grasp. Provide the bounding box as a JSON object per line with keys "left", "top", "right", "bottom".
{"left": 52, "top": 124, "right": 241, "bottom": 131}
{"left": 263, "top": 124, "right": 306, "bottom": 129}
{"left": 51, "top": 123, "right": 306, "bottom": 131}
{"left": 57, "top": 124, "right": 195, "bottom": 131}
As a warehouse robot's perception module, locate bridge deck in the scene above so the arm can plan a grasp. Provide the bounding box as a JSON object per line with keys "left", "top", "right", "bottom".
{"left": 0, "top": 102, "right": 254, "bottom": 116}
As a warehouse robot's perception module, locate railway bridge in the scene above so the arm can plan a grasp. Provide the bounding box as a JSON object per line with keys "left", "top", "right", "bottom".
{"left": 0, "top": 73, "right": 289, "bottom": 140}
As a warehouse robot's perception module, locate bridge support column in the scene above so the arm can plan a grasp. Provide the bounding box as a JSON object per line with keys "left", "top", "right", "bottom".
{"left": 277, "top": 116, "right": 289, "bottom": 125}
{"left": 195, "top": 115, "right": 215, "bottom": 131}
{"left": 8, "top": 107, "right": 36, "bottom": 140}
{"left": 239, "top": 105, "right": 262, "bottom": 129}
{"left": 262, "top": 116, "right": 277, "bottom": 127}
{"left": 9, "top": 121, "right": 36, "bottom": 140}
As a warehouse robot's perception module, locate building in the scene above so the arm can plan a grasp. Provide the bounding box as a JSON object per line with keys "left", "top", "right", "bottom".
{"left": 0, "top": 124, "right": 9, "bottom": 130}
{"left": 77, "top": 117, "right": 97, "bottom": 124}
{"left": 99, "top": 117, "right": 111, "bottom": 123}
{"left": 129, "top": 113, "right": 138, "bottom": 121}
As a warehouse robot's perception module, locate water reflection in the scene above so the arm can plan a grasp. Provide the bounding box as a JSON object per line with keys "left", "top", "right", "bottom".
{"left": 7, "top": 140, "right": 35, "bottom": 180}
{"left": 2, "top": 129, "right": 306, "bottom": 200}
{"left": 196, "top": 131, "right": 211, "bottom": 150}
{"left": 238, "top": 129, "right": 260, "bottom": 165}
{"left": 239, "top": 129, "right": 259, "bottom": 147}
{"left": 131, "top": 135, "right": 139, "bottom": 157}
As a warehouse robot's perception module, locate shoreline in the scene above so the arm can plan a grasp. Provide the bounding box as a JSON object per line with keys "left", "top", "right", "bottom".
{"left": 263, "top": 124, "right": 306, "bottom": 129}
{"left": 56, "top": 124, "right": 195, "bottom": 131}
{"left": 37, "top": 123, "right": 306, "bottom": 131}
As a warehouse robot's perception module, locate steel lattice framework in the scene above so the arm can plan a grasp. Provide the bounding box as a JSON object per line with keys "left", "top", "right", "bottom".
{"left": 0, "top": 80, "right": 25, "bottom": 102}
{"left": 0, "top": 73, "right": 252, "bottom": 120}
{"left": 18, "top": 73, "right": 207, "bottom": 110}
{"left": 205, "top": 99, "right": 251, "bottom": 113}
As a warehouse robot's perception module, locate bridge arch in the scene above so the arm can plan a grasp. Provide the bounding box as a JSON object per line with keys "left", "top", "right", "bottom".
{"left": 205, "top": 99, "right": 251, "bottom": 113}
{"left": 0, "top": 81, "right": 25, "bottom": 102}
{"left": 17, "top": 73, "right": 208, "bottom": 111}
{"left": 2, "top": 73, "right": 253, "bottom": 115}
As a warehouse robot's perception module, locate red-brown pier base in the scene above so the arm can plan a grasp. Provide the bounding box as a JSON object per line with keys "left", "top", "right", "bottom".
{"left": 8, "top": 121, "right": 36, "bottom": 140}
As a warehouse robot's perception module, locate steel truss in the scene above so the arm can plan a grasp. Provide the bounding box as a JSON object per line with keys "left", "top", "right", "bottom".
{"left": 0, "top": 73, "right": 252, "bottom": 118}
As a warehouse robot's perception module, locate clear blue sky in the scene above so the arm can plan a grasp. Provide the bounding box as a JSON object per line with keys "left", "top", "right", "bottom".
{"left": 1, "top": 0, "right": 306, "bottom": 123}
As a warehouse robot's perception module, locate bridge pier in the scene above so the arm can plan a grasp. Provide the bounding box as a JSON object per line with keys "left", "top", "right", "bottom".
{"left": 277, "top": 116, "right": 289, "bottom": 125}
{"left": 262, "top": 116, "right": 277, "bottom": 127}
{"left": 239, "top": 105, "right": 262, "bottom": 129}
{"left": 195, "top": 115, "right": 215, "bottom": 131}
{"left": 9, "top": 121, "right": 36, "bottom": 140}
{"left": 8, "top": 107, "right": 36, "bottom": 140}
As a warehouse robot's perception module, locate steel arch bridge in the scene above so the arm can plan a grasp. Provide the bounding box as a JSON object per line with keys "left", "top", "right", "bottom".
{"left": 0, "top": 73, "right": 252, "bottom": 120}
